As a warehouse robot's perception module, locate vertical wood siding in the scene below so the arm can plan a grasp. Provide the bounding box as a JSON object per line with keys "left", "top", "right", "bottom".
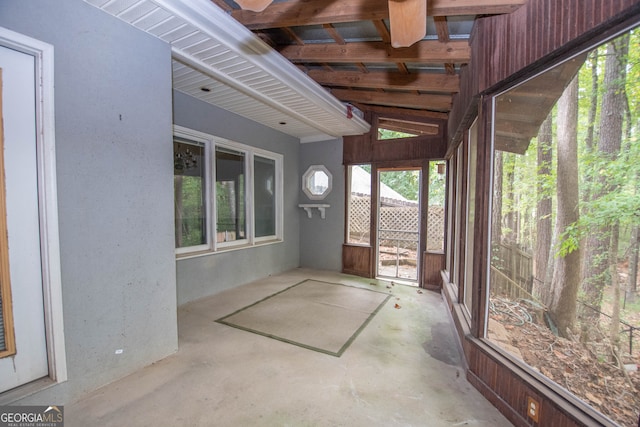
{"left": 448, "top": 0, "right": 640, "bottom": 147}
{"left": 422, "top": 252, "right": 445, "bottom": 289}
{"left": 342, "top": 244, "right": 373, "bottom": 277}
{"left": 344, "top": 113, "right": 447, "bottom": 164}
{"left": 445, "top": 1, "right": 640, "bottom": 425}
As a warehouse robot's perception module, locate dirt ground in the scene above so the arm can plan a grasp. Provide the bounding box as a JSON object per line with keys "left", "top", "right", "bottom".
{"left": 488, "top": 297, "right": 640, "bottom": 427}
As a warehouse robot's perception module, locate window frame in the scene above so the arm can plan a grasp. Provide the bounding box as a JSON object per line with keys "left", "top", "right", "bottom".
{"left": 253, "top": 154, "right": 279, "bottom": 243}
{"left": 463, "top": 118, "right": 478, "bottom": 316}
{"left": 477, "top": 25, "right": 640, "bottom": 427}
{"left": 345, "top": 164, "right": 372, "bottom": 247}
{"left": 174, "top": 125, "right": 283, "bottom": 257}
{"left": 374, "top": 115, "right": 440, "bottom": 141}
{"left": 214, "top": 144, "right": 249, "bottom": 249}
{"left": 174, "top": 134, "right": 211, "bottom": 255}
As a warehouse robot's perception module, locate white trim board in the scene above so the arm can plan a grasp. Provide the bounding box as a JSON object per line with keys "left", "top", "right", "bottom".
{"left": 0, "top": 26, "right": 67, "bottom": 396}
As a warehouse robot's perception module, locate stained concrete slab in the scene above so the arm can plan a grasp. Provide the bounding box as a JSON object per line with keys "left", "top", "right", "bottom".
{"left": 65, "top": 269, "right": 512, "bottom": 426}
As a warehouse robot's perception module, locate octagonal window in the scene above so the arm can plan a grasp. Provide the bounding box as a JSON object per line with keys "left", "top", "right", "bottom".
{"left": 302, "top": 165, "right": 332, "bottom": 200}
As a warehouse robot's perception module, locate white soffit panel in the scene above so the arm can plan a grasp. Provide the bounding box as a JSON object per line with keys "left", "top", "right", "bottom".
{"left": 84, "top": 0, "right": 371, "bottom": 140}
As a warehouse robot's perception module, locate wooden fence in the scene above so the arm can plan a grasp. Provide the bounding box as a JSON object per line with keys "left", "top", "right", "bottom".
{"left": 490, "top": 242, "right": 534, "bottom": 299}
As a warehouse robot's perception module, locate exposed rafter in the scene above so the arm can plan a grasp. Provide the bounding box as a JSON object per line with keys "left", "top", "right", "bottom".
{"left": 205, "top": 0, "right": 523, "bottom": 123}
{"left": 277, "top": 40, "right": 470, "bottom": 64}
{"left": 331, "top": 88, "right": 452, "bottom": 111}
{"left": 360, "top": 104, "right": 448, "bottom": 120}
{"left": 307, "top": 70, "right": 459, "bottom": 93}
{"left": 231, "top": 0, "right": 526, "bottom": 29}
{"left": 378, "top": 117, "right": 440, "bottom": 135}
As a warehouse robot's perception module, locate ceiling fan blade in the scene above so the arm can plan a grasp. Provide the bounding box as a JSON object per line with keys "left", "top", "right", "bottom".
{"left": 388, "top": 0, "right": 426, "bottom": 48}
{"left": 235, "top": 0, "right": 273, "bottom": 12}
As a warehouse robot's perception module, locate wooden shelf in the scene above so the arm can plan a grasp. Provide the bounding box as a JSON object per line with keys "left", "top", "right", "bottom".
{"left": 298, "top": 204, "right": 330, "bottom": 219}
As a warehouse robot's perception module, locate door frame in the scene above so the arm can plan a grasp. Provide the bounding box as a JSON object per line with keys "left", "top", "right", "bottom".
{"left": 369, "top": 159, "right": 431, "bottom": 288}
{"left": 0, "top": 27, "right": 67, "bottom": 392}
{"left": 374, "top": 165, "right": 424, "bottom": 285}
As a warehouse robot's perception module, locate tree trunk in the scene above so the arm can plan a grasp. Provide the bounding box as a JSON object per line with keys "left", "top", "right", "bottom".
{"left": 503, "top": 156, "right": 517, "bottom": 245}
{"left": 581, "top": 49, "right": 599, "bottom": 208}
{"left": 578, "top": 50, "right": 600, "bottom": 318}
{"left": 549, "top": 76, "right": 581, "bottom": 338}
{"left": 580, "top": 36, "right": 629, "bottom": 324}
{"left": 492, "top": 151, "right": 503, "bottom": 245}
{"left": 585, "top": 49, "right": 599, "bottom": 155}
{"left": 629, "top": 226, "right": 639, "bottom": 298}
{"left": 624, "top": 79, "right": 638, "bottom": 301}
{"left": 609, "top": 223, "right": 621, "bottom": 350}
{"left": 533, "top": 114, "right": 553, "bottom": 305}
{"left": 491, "top": 151, "right": 504, "bottom": 278}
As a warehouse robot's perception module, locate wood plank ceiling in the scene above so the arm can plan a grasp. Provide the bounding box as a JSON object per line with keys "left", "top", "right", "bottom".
{"left": 215, "top": 0, "right": 527, "bottom": 123}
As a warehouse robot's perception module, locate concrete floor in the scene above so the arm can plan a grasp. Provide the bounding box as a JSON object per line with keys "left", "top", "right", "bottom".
{"left": 66, "top": 269, "right": 512, "bottom": 426}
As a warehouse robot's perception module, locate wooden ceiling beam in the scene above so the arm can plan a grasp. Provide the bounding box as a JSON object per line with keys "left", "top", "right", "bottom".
{"left": 433, "top": 16, "right": 457, "bottom": 75}
{"left": 361, "top": 104, "right": 449, "bottom": 120}
{"left": 278, "top": 40, "right": 470, "bottom": 64}
{"left": 282, "top": 27, "right": 305, "bottom": 45}
{"left": 331, "top": 88, "right": 452, "bottom": 111}
{"left": 378, "top": 118, "right": 440, "bottom": 135}
{"left": 231, "top": 0, "right": 526, "bottom": 30}
{"left": 323, "top": 23, "right": 346, "bottom": 44}
{"left": 307, "top": 69, "right": 459, "bottom": 93}
{"left": 372, "top": 19, "right": 409, "bottom": 74}
{"left": 433, "top": 16, "right": 450, "bottom": 42}
{"left": 372, "top": 19, "right": 391, "bottom": 43}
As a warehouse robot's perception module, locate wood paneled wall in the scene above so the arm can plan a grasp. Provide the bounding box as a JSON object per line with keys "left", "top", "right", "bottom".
{"left": 422, "top": 251, "right": 445, "bottom": 290}
{"left": 342, "top": 244, "right": 373, "bottom": 278}
{"left": 343, "top": 109, "right": 449, "bottom": 286}
{"left": 464, "top": 347, "right": 614, "bottom": 427}
{"left": 441, "top": 273, "right": 615, "bottom": 427}
{"left": 443, "top": 2, "right": 640, "bottom": 426}
{"left": 448, "top": 0, "right": 640, "bottom": 149}
{"left": 344, "top": 111, "right": 447, "bottom": 164}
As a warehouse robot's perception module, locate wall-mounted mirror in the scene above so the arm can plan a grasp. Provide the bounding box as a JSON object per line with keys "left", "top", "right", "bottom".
{"left": 302, "top": 165, "right": 332, "bottom": 200}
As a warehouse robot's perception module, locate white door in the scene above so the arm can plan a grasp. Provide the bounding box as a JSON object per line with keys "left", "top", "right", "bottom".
{"left": 0, "top": 45, "right": 49, "bottom": 392}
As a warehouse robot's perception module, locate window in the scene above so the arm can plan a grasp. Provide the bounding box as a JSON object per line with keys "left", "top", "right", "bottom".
{"left": 486, "top": 28, "right": 639, "bottom": 426}
{"left": 346, "top": 165, "right": 372, "bottom": 245}
{"left": 216, "top": 147, "right": 246, "bottom": 245}
{"left": 174, "top": 138, "right": 208, "bottom": 252}
{"left": 426, "top": 160, "right": 447, "bottom": 252}
{"left": 445, "top": 158, "right": 455, "bottom": 273}
{"left": 448, "top": 143, "right": 466, "bottom": 299}
{"left": 464, "top": 120, "right": 478, "bottom": 312}
{"left": 302, "top": 165, "right": 332, "bottom": 200}
{"left": 376, "top": 117, "right": 439, "bottom": 140}
{"left": 254, "top": 156, "right": 276, "bottom": 239}
{"left": 174, "top": 126, "right": 283, "bottom": 255}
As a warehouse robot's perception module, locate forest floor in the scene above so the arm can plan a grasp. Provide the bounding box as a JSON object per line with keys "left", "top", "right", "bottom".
{"left": 378, "top": 244, "right": 640, "bottom": 424}
{"left": 488, "top": 283, "right": 640, "bottom": 426}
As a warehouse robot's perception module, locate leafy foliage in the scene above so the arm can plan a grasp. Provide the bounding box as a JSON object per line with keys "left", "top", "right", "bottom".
{"left": 361, "top": 163, "right": 446, "bottom": 203}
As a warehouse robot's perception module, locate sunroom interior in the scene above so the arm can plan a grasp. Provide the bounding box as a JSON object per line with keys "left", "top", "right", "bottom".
{"left": 0, "top": 0, "right": 639, "bottom": 426}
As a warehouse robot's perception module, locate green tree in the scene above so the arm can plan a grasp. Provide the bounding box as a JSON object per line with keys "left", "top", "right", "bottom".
{"left": 533, "top": 114, "right": 554, "bottom": 305}
{"left": 580, "top": 35, "right": 630, "bottom": 333}
{"left": 377, "top": 170, "right": 420, "bottom": 201}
